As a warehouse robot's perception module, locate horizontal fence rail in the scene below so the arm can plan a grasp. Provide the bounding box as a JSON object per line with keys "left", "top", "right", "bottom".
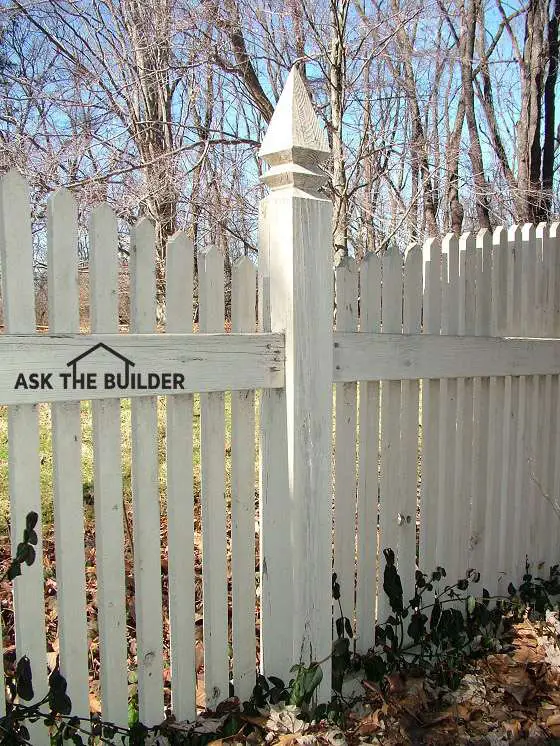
{"left": 334, "top": 333, "right": 560, "bottom": 381}
{"left": 0, "top": 333, "right": 284, "bottom": 403}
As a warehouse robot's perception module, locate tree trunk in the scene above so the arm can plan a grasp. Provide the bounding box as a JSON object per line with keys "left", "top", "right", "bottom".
{"left": 447, "top": 99, "right": 466, "bottom": 233}
{"left": 330, "top": 0, "right": 349, "bottom": 262}
{"left": 517, "top": 0, "right": 547, "bottom": 222}
{"left": 542, "top": 0, "right": 559, "bottom": 217}
{"left": 460, "top": 0, "right": 491, "bottom": 229}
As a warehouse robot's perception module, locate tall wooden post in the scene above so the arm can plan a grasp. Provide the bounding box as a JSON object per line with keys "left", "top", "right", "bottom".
{"left": 258, "top": 67, "right": 333, "bottom": 699}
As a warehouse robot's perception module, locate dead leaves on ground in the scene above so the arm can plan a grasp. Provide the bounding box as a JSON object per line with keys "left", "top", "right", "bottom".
{"left": 233, "top": 615, "right": 560, "bottom": 746}
{"left": 345, "top": 615, "right": 560, "bottom": 745}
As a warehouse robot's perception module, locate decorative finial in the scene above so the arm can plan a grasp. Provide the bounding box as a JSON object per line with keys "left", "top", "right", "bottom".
{"left": 259, "top": 66, "right": 330, "bottom": 192}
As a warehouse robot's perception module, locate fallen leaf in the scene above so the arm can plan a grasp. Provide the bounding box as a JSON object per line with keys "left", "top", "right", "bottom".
{"left": 512, "top": 646, "right": 541, "bottom": 664}
{"left": 505, "top": 683, "right": 533, "bottom": 705}
{"left": 89, "top": 692, "right": 102, "bottom": 715}
{"left": 502, "top": 719, "right": 522, "bottom": 739}
{"left": 547, "top": 711, "right": 560, "bottom": 737}
{"left": 356, "top": 709, "right": 383, "bottom": 736}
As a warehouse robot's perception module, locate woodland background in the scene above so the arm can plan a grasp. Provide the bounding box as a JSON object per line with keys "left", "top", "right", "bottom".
{"left": 0, "top": 0, "right": 558, "bottom": 296}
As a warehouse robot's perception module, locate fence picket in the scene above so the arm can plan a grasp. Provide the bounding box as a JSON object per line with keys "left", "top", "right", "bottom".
{"left": 471, "top": 230, "right": 492, "bottom": 589}
{"left": 48, "top": 189, "right": 90, "bottom": 718}
{"left": 537, "top": 369, "right": 552, "bottom": 564}
{"left": 0, "top": 171, "right": 47, "bottom": 731}
{"left": 378, "top": 247, "right": 403, "bottom": 625}
{"left": 166, "top": 232, "right": 196, "bottom": 721}
{"left": 420, "top": 238, "right": 442, "bottom": 571}
{"left": 437, "top": 235, "right": 460, "bottom": 580}
{"left": 89, "top": 204, "right": 129, "bottom": 726}
{"left": 356, "top": 252, "right": 381, "bottom": 651}
{"left": 451, "top": 239, "right": 468, "bottom": 586}
{"left": 498, "top": 228, "right": 518, "bottom": 581}
{"left": 231, "top": 257, "right": 257, "bottom": 702}
{"left": 198, "top": 246, "right": 228, "bottom": 710}
{"left": 130, "top": 218, "right": 164, "bottom": 725}
{"left": 457, "top": 234, "right": 475, "bottom": 582}
{"left": 546, "top": 223, "right": 560, "bottom": 566}
{"left": 536, "top": 224, "right": 553, "bottom": 566}
{"left": 400, "top": 245, "right": 422, "bottom": 607}
{"left": 334, "top": 257, "right": 358, "bottom": 628}
{"left": 521, "top": 225, "right": 541, "bottom": 571}
{"left": 508, "top": 226, "right": 528, "bottom": 582}
{"left": 487, "top": 228, "right": 507, "bottom": 593}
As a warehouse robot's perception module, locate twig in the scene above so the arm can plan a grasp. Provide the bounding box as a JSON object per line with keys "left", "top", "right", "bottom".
{"left": 123, "top": 498, "right": 134, "bottom": 559}
{"left": 528, "top": 460, "right": 560, "bottom": 520}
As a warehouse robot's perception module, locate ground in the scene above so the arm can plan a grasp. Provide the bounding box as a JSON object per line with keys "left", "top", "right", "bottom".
{"left": 172, "top": 616, "right": 560, "bottom": 746}
{"left": 340, "top": 615, "right": 560, "bottom": 744}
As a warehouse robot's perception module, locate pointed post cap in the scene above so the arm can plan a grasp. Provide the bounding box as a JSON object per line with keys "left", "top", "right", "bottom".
{"left": 259, "top": 66, "right": 330, "bottom": 192}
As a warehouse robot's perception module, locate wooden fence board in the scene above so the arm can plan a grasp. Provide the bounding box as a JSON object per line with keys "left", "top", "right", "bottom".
{"left": 356, "top": 252, "right": 381, "bottom": 651}
{"left": 89, "top": 205, "right": 128, "bottom": 726}
{"left": 334, "top": 257, "right": 359, "bottom": 629}
{"left": 130, "top": 219, "right": 164, "bottom": 725}
{"left": 199, "top": 246, "right": 228, "bottom": 710}
{"left": 231, "top": 257, "right": 257, "bottom": 702}
{"left": 0, "top": 333, "right": 283, "bottom": 404}
{"left": 438, "top": 235, "right": 459, "bottom": 580}
{"left": 166, "top": 232, "right": 196, "bottom": 721}
{"left": 90, "top": 204, "right": 128, "bottom": 727}
{"left": 378, "top": 247, "right": 403, "bottom": 625}
{"left": 486, "top": 228, "right": 506, "bottom": 594}
{"left": 48, "top": 188, "right": 90, "bottom": 718}
{"left": 400, "top": 245, "right": 422, "bottom": 608}
{"left": 472, "top": 230, "right": 491, "bottom": 589}
{"left": 420, "top": 238, "right": 441, "bottom": 571}
{"left": 0, "top": 171, "right": 47, "bottom": 735}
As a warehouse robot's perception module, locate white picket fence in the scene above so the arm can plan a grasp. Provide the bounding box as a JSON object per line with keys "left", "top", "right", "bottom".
{"left": 1, "top": 67, "right": 560, "bottom": 737}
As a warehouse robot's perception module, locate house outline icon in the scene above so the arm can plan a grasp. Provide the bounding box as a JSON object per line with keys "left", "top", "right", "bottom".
{"left": 66, "top": 342, "right": 135, "bottom": 373}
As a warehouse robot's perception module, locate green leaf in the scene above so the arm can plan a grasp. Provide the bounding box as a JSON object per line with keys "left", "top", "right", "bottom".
{"left": 383, "top": 549, "right": 404, "bottom": 614}
{"left": 26, "top": 511, "right": 39, "bottom": 531}
{"left": 7, "top": 561, "right": 22, "bottom": 581}
{"left": 289, "top": 663, "right": 323, "bottom": 706}
{"left": 24, "top": 545, "right": 36, "bottom": 567}
{"left": 27, "top": 529, "right": 38, "bottom": 546}
{"left": 467, "top": 595, "right": 476, "bottom": 615}
{"left": 102, "top": 725, "right": 117, "bottom": 740}
{"left": 332, "top": 637, "right": 350, "bottom": 658}
{"left": 332, "top": 573, "right": 340, "bottom": 600}
{"left": 128, "top": 698, "right": 139, "bottom": 727}
{"left": 363, "top": 654, "right": 386, "bottom": 683}
{"left": 303, "top": 665, "right": 323, "bottom": 697}
{"left": 335, "top": 617, "right": 344, "bottom": 638}
{"left": 49, "top": 688, "right": 72, "bottom": 715}
{"left": 430, "top": 599, "right": 441, "bottom": 629}
{"left": 16, "top": 655, "right": 34, "bottom": 701}
{"left": 408, "top": 611, "right": 427, "bottom": 643}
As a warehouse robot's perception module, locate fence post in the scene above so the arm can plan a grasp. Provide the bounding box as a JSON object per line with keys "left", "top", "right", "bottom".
{"left": 258, "top": 66, "right": 333, "bottom": 699}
